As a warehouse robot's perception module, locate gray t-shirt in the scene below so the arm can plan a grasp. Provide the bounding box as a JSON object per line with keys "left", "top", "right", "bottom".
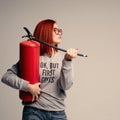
{"left": 1, "top": 52, "right": 73, "bottom": 111}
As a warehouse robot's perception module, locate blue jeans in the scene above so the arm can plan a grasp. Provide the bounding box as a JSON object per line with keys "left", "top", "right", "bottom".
{"left": 22, "top": 106, "right": 68, "bottom": 120}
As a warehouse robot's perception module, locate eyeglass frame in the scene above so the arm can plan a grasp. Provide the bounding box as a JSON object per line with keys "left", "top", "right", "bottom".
{"left": 53, "top": 28, "right": 63, "bottom": 35}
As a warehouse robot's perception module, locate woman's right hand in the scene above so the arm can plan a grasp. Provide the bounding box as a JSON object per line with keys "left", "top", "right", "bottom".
{"left": 64, "top": 48, "right": 78, "bottom": 61}
{"left": 27, "top": 83, "right": 41, "bottom": 101}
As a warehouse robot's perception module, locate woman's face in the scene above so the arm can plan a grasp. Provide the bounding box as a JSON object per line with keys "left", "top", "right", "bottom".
{"left": 52, "top": 23, "right": 62, "bottom": 45}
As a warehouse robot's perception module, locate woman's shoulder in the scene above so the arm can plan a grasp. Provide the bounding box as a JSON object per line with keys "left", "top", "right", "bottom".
{"left": 40, "top": 52, "right": 64, "bottom": 63}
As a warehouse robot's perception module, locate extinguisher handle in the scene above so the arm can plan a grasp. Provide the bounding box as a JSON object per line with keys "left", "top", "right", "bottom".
{"left": 22, "top": 27, "right": 33, "bottom": 39}
{"left": 22, "top": 27, "right": 88, "bottom": 57}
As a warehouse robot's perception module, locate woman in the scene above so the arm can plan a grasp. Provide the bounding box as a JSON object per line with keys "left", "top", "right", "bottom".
{"left": 1, "top": 19, "right": 78, "bottom": 120}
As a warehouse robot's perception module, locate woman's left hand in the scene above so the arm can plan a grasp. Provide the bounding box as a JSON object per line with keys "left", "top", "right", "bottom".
{"left": 64, "top": 48, "right": 78, "bottom": 61}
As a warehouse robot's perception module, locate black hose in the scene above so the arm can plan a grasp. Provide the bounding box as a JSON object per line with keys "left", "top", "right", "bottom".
{"left": 22, "top": 27, "right": 88, "bottom": 57}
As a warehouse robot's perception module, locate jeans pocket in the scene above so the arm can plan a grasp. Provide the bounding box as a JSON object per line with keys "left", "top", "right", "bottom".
{"left": 52, "top": 111, "right": 67, "bottom": 120}
{"left": 22, "top": 106, "right": 39, "bottom": 120}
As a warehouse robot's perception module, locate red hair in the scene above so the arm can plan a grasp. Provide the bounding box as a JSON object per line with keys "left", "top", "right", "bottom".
{"left": 33, "top": 19, "right": 57, "bottom": 55}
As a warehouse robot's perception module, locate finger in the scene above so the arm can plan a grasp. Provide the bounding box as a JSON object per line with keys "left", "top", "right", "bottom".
{"left": 67, "top": 49, "right": 73, "bottom": 55}
{"left": 70, "top": 49, "right": 78, "bottom": 58}
{"left": 32, "top": 95, "right": 35, "bottom": 102}
{"left": 35, "top": 95, "right": 39, "bottom": 101}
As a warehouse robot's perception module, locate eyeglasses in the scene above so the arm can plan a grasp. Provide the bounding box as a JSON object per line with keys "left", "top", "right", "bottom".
{"left": 53, "top": 28, "right": 62, "bottom": 35}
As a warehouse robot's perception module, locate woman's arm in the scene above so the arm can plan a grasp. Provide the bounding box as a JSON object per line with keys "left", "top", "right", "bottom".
{"left": 1, "top": 62, "right": 41, "bottom": 101}
{"left": 1, "top": 62, "right": 29, "bottom": 92}
{"left": 57, "top": 48, "right": 78, "bottom": 90}
{"left": 58, "top": 60, "right": 73, "bottom": 90}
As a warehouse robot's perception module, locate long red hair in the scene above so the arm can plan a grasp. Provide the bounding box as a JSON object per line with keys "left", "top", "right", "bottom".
{"left": 33, "top": 19, "right": 57, "bottom": 55}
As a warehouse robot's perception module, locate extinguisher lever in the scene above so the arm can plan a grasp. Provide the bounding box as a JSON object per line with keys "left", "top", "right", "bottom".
{"left": 22, "top": 27, "right": 33, "bottom": 39}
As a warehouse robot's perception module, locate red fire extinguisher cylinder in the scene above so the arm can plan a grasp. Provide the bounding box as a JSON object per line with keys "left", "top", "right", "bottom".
{"left": 19, "top": 40, "right": 40, "bottom": 102}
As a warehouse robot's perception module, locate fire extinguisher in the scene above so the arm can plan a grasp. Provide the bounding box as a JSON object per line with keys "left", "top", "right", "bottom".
{"left": 19, "top": 39, "right": 40, "bottom": 102}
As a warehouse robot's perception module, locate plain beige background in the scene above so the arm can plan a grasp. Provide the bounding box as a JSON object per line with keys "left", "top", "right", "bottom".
{"left": 0, "top": 0, "right": 120, "bottom": 120}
